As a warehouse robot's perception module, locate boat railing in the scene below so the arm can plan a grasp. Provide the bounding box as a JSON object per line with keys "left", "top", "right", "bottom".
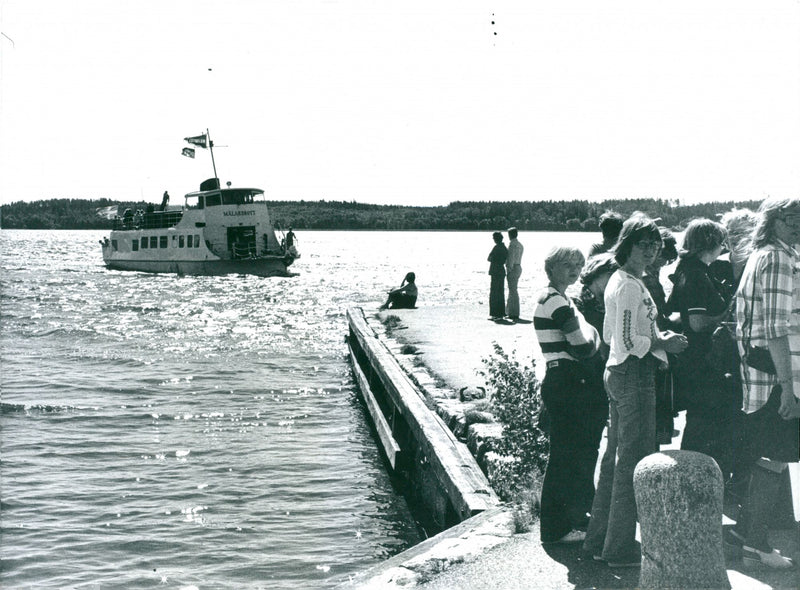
{"left": 113, "top": 210, "right": 184, "bottom": 230}
{"left": 232, "top": 243, "right": 258, "bottom": 259}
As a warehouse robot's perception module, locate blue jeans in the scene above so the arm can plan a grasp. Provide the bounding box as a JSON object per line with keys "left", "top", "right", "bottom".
{"left": 583, "top": 354, "right": 657, "bottom": 561}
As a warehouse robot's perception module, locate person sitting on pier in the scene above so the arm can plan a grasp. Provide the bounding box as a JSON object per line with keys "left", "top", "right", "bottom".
{"left": 379, "top": 272, "right": 417, "bottom": 310}
{"left": 534, "top": 246, "right": 606, "bottom": 545}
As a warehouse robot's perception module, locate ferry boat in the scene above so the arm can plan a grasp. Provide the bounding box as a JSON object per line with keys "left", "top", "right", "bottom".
{"left": 100, "top": 132, "right": 298, "bottom": 277}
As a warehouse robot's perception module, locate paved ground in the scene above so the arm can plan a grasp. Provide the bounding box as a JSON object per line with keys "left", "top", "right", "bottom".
{"left": 375, "top": 303, "right": 800, "bottom": 590}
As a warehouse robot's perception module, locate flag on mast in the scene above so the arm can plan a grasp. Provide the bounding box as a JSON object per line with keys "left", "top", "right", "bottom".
{"left": 184, "top": 133, "right": 208, "bottom": 148}
{"left": 181, "top": 147, "right": 196, "bottom": 158}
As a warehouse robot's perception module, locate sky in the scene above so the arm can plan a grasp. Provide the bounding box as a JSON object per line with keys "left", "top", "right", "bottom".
{"left": 1, "top": 0, "right": 798, "bottom": 206}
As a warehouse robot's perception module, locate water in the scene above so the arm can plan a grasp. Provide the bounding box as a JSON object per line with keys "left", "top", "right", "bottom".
{"left": 0, "top": 229, "right": 594, "bottom": 589}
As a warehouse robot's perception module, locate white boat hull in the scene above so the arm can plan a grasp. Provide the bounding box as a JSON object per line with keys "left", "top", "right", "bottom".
{"left": 104, "top": 256, "right": 293, "bottom": 277}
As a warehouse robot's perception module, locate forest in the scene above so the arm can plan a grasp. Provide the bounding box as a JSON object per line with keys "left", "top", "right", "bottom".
{"left": 0, "top": 196, "right": 764, "bottom": 232}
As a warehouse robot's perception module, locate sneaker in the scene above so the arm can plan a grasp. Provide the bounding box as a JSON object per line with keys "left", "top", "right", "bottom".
{"left": 551, "top": 529, "right": 586, "bottom": 544}
{"left": 742, "top": 545, "right": 795, "bottom": 569}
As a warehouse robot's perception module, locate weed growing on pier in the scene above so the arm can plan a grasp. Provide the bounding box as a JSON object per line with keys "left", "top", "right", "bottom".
{"left": 510, "top": 486, "right": 542, "bottom": 533}
{"left": 480, "top": 343, "right": 549, "bottom": 507}
{"left": 400, "top": 343, "right": 419, "bottom": 355}
{"left": 382, "top": 314, "right": 402, "bottom": 336}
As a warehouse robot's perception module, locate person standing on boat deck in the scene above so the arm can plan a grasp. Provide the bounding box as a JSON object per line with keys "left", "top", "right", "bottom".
{"left": 505, "top": 227, "right": 524, "bottom": 321}
{"left": 160, "top": 191, "right": 170, "bottom": 211}
{"left": 583, "top": 213, "right": 688, "bottom": 568}
{"left": 487, "top": 232, "right": 508, "bottom": 321}
{"left": 284, "top": 228, "right": 299, "bottom": 257}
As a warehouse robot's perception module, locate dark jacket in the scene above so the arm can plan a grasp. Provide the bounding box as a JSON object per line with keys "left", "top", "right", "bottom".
{"left": 488, "top": 244, "right": 508, "bottom": 276}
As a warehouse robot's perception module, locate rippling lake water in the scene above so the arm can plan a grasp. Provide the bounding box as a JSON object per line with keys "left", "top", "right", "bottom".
{"left": 0, "top": 229, "right": 594, "bottom": 589}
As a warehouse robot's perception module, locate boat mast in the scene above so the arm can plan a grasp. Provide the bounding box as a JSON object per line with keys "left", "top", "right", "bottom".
{"left": 207, "top": 128, "right": 219, "bottom": 180}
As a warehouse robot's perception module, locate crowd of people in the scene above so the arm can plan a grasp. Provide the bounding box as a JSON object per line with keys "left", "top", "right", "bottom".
{"left": 529, "top": 197, "right": 800, "bottom": 571}
{"left": 373, "top": 200, "right": 797, "bottom": 569}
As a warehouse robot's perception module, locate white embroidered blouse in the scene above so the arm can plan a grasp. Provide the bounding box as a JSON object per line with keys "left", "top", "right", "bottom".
{"left": 603, "top": 269, "right": 667, "bottom": 367}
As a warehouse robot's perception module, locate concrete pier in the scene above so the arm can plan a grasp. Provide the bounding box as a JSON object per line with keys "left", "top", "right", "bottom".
{"left": 340, "top": 303, "right": 799, "bottom": 590}
{"left": 347, "top": 307, "right": 498, "bottom": 532}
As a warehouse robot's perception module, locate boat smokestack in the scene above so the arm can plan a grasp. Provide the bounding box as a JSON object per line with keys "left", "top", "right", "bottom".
{"left": 200, "top": 178, "right": 220, "bottom": 191}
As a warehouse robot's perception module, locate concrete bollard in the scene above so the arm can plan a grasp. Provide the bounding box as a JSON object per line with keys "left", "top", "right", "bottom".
{"left": 633, "top": 450, "right": 730, "bottom": 590}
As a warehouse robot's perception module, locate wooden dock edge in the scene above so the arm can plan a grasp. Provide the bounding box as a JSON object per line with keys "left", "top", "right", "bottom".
{"left": 348, "top": 341, "right": 401, "bottom": 470}
{"left": 347, "top": 307, "right": 499, "bottom": 528}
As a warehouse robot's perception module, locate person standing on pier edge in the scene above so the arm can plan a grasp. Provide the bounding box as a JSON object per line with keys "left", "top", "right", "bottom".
{"left": 505, "top": 227, "right": 524, "bottom": 321}
{"left": 487, "top": 231, "right": 508, "bottom": 320}
{"left": 583, "top": 213, "right": 688, "bottom": 568}
{"left": 731, "top": 196, "right": 800, "bottom": 569}
{"left": 668, "top": 219, "right": 736, "bottom": 477}
{"left": 641, "top": 227, "right": 679, "bottom": 446}
{"left": 535, "top": 246, "right": 606, "bottom": 544}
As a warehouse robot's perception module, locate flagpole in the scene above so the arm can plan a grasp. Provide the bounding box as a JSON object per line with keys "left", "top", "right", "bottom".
{"left": 207, "top": 128, "right": 219, "bottom": 180}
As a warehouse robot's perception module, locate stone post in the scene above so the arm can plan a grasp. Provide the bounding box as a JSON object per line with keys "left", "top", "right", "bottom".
{"left": 633, "top": 450, "right": 730, "bottom": 589}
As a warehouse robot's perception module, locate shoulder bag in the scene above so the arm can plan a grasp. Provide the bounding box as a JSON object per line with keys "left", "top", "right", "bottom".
{"left": 741, "top": 273, "right": 776, "bottom": 375}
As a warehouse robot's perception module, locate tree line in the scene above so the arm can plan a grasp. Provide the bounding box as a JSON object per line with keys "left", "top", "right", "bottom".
{"left": 0, "top": 197, "right": 764, "bottom": 232}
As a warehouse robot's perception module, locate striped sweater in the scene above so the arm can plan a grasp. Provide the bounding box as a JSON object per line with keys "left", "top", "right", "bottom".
{"left": 534, "top": 286, "right": 599, "bottom": 363}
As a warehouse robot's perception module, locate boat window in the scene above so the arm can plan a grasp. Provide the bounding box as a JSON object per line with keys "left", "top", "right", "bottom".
{"left": 193, "top": 235, "right": 200, "bottom": 247}
{"left": 205, "top": 193, "right": 222, "bottom": 207}
{"left": 130, "top": 239, "right": 136, "bottom": 251}
{"left": 222, "top": 190, "right": 260, "bottom": 205}
{"left": 179, "top": 235, "right": 185, "bottom": 248}
{"left": 186, "top": 235, "right": 193, "bottom": 248}
{"left": 150, "top": 236, "right": 158, "bottom": 249}
{"left": 112, "top": 240, "right": 118, "bottom": 251}
{"left": 140, "top": 237, "right": 148, "bottom": 249}
{"left": 160, "top": 236, "right": 168, "bottom": 248}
